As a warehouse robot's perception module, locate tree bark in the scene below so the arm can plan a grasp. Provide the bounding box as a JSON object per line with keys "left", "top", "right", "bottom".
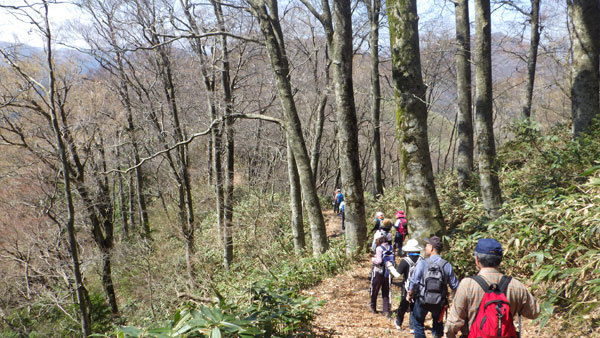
{"left": 454, "top": 0, "right": 474, "bottom": 191}
{"left": 179, "top": 0, "right": 224, "bottom": 267}
{"left": 365, "top": 0, "right": 384, "bottom": 198}
{"left": 40, "top": 4, "right": 92, "bottom": 333}
{"left": 287, "top": 138, "right": 306, "bottom": 255}
{"left": 567, "top": 0, "right": 600, "bottom": 137}
{"left": 115, "top": 140, "right": 129, "bottom": 238}
{"left": 248, "top": 0, "right": 329, "bottom": 255}
{"left": 332, "top": 0, "right": 368, "bottom": 254}
{"left": 211, "top": 0, "right": 235, "bottom": 268}
{"left": 387, "top": 0, "right": 445, "bottom": 240}
{"left": 474, "top": 0, "right": 503, "bottom": 216}
{"left": 520, "top": 0, "right": 541, "bottom": 121}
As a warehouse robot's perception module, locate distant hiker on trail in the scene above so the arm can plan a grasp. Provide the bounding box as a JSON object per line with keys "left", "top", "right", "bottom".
{"left": 333, "top": 189, "right": 344, "bottom": 214}
{"left": 394, "top": 239, "right": 423, "bottom": 333}
{"left": 393, "top": 210, "right": 408, "bottom": 256}
{"left": 370, "top": 231, "right": 398, "bottom": 317}
{"left": 370, "top": 211, "right": 385, "bottom": 234}
{"left": 371, "top": 218, "right": 393, "bottom": 252}
{"left": 445, "top": 238, "right": 540, "bottom": 338}
{"left": 339, "top": 200, "right": 345, "bottom": 231}
{"left": 407, "top": 236, "right": 459, "bottom": 338}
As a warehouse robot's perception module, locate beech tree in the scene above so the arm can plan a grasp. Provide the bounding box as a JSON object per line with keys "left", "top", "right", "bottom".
{"left": 474, "top": 0, "right": 503, "bottom": 216}
{"left": 247, "top": 0, "right": 329, "bottom": 255}
{"left": 567, "top": 0, "right": 600, "bottom": 137}
{"left": 331, "top": 0, "right": 368, "bottom": 253}
{"left": 454, "top": 0, "right": 474, "bottom": 190}
{"left": 387, "top": 0, "right": 445, "bottom": 239}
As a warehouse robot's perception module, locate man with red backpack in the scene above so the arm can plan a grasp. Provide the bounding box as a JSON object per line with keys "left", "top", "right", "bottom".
{"left": 445, "top": 238, "right": 540, "bottom": 338}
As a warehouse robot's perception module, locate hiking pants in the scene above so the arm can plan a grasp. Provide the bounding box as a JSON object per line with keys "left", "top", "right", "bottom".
{"left": 334, "top": 201, "right": 340, "bottom": 213}
{"left": 341, "top": 212, "right": 345, "bottom": 230}
{"left": 396, "top": 292, "right": 414, "bottom": 328}
{"left": 370, "top": 272, "right": 390, "bottom": 313}
{"left": 412, "top": 299, "right": 443, "bottom": 338}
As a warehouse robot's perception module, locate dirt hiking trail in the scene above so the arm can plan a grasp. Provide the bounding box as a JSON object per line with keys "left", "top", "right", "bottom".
{"left": 306, "top": 209, "right": 549, "bottom": 337}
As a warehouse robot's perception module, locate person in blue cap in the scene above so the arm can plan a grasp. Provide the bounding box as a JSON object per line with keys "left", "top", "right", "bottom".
{"left": 445, "top": 238, "right": 540, "bottom": 338}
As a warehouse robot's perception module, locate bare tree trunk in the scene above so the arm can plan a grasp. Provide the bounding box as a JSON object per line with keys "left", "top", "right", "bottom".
{"left": 39, "top": 5, "right": 92, "bottom": 332}
{"left": 287, "top": 138, "right": 306, "bottom": 255}
{"left": 211, "top": 0, "right": 235, "bottom": 268}
{"left": 454, "top": 0, "right": 474, "bottom": 191}
{"left": 567, "top": 0, "right": 600, "bottom": 137}
{"left": 521, "top": 0, "right": 541, "bottom": 120}
{"left": 365, "top": 0, "right": 384, "bottom": 198}
{"left": 474, "top": 0, "right": 503, "bottom": 216}
{"left": 248, "top": 0, "right": 328, "bottom": 255}
{"left": 115, "top": 140, "right": 129, "bottom": 238}
{"left": 332, "top": 0, "right": 368, "bottom": 254}
{"left": 179, "top": 0, "right": 224, "bottom": 264}
{"left": 387, "top": 0, "right": 445, "bottom": 240}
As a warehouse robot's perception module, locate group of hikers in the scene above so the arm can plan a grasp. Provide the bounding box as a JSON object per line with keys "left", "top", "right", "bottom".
{"left": 332, "top": 189, "right": 540, "bottom": 338}
{"left": 369, "top": 211, "right": 540, "bottom": 337}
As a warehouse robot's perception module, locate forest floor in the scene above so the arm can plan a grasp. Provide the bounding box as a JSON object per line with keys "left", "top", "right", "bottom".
{"left": 305, "top": 209, "right": 552, "bottom": 337}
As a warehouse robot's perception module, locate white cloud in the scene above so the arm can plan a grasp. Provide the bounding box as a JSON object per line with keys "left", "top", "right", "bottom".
{"left": 0, "top": 1, "right": 83, "bottom": 47}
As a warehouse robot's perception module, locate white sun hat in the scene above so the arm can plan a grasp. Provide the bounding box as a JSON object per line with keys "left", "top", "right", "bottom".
{"left": 402, "top": 239, "right": 423, "bottom": 252}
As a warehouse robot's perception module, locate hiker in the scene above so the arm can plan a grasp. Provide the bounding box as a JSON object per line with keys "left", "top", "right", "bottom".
{"left": 407, "top": 236, "right": 459, "bottom": 338}
{"left": 394, "top": 239, "right": 423, "bottom": 333}
{"left": 371, "top": 218, "right": 393, "bottom": 252}
{"left": 370, "top": 211, "right": 385, "bottom": 234}
{"left": 339, "top": 200, "right": 345, "bottom": 230}
{"left": 370, "top": 231, "right": 395, "bottom": 317}
{"left": 393, "top": 210, "right": 408, "bottom": 256}
{"left": 332, "top": 189, "right": 342, "bottom": 214}
{"left": 445, "top": 238, "right": 540, "bottom": 338}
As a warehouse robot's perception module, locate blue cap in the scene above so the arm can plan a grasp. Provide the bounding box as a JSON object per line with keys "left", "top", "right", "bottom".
{"left": 474, "top": 238, "right": 503, "bottom": 256}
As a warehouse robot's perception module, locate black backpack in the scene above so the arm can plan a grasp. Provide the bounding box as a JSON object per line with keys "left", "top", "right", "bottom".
{"left": 419, "top": 258, "right": 448, "bottom": 306}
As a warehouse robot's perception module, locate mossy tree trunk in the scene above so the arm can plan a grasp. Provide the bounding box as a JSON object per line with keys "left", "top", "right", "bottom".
{"left": 454, "top": 0, "right": 474, "bottom": 191}
{"left": 567, "top": 0, "right": 600, "bottom": 138}
{"left": 387, "top": 0, "right": 445, "bottom": 240}
{"left": 248, "top": 0, "right": 329, "bottom": 256}
{"left": 474, "top": 0, "right": 503, "bottom": 217}
{"left": 332, "top": 0, "right": 368, "bottom": 254}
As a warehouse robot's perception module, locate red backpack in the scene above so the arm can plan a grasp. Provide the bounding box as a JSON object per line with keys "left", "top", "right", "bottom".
{"left": 468, "top": 275, "right": 518, "bottom": 338}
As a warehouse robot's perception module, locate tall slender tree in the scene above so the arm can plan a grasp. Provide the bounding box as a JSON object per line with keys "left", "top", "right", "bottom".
{"left": 364, "top": 0, "right": 384, "bottom": 197}
{"left": 522, "top": 0, "right": 541, "bottom": 121}
{"left": 454, "top": 0, "right": 474, "bottom": 191}
{"left": 474, "top": 0, "right": 503, "bottom": 216}
{"left": 387, "top": 0, "right": 445, "bottom": 239}
{"left": 247, "top": 0, "right": 329, "bottom": 255}
{"left": 567, "top": 0, "right": 600, "bottom": 137}
{"left": 332, "top": 0, "right": 368, "bottom": 253}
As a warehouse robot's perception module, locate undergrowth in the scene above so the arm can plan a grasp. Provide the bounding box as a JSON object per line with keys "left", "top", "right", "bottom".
{"left": 440, "top": 121, "right": 600, "bottom": 334}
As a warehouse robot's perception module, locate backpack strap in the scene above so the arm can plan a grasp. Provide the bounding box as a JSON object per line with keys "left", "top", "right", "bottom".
{"left": 470, "top": 275, "right": 490, "bottom": 292}
{"left": 498, "top": 275, "right": 512, "bottom": 294}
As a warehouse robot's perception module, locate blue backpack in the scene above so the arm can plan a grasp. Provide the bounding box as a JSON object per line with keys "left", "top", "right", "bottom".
{"left": 380, "top": 245, "right": 395, "bottom": 278}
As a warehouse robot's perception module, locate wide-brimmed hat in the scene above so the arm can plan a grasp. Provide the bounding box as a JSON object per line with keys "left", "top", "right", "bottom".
{"left": 402, "top": 239, "right": 423, "bottom": 252}
{"left": 395, "top": 210, "right": 405, "bottom": 218}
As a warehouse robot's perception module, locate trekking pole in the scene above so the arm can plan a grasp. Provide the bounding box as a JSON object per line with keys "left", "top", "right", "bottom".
{"left": 517, "top": 314, "right": 522, "bottom": 338}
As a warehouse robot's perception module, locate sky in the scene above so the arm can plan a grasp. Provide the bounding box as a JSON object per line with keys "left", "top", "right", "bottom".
{"left": 0, "top": 1, "right": 82, "bottom": 47}
{"left": 0, "top": 0, "right": 567, "bottom": 49}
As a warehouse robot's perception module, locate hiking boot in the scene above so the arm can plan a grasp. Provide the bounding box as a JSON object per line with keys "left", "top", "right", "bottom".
{"left": 394, "top": 318, "right": 401, "bottom": 329}
{"left": 369, "top": 305, "right": 377, "bottom": 314}
{"left": 383, "top": 311, "right": 391, "bottom": 319}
